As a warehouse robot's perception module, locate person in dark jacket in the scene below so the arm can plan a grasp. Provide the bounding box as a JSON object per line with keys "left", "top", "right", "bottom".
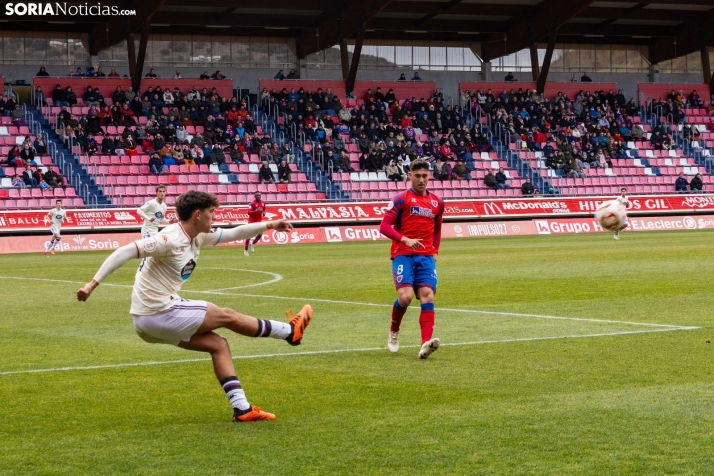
{"left": 675, "top": 173, "right": 689, "bottom": 193}
{"left": 259, "top": 161, "right": 275, "bottom": 184}
{"left": 277, "top": 159, "right": 291, "bottom": 183}
{"left": 521, "top": 178, "right": 535, "bottom": 196}
{"left": 484, "top": 169, "right": 498, "bottom": 189}
{"left": 689, "top": 173, "right": 704, "bottom": 193}
{"left": 495, "top": 167, "right": 510, "bottom": 189}
{"left": 43, "top": 164, "right": 62, "bottom": 188}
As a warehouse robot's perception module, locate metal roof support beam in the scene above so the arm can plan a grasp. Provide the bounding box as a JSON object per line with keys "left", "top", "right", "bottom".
{"left": 132, "top": 20, "right": 150, "bottom": 92}
{"left": 346, "top": 24, "right": 365, "bottom": 97}
{"left": 528, "top": 21, "right": 540, "bottom": 82}
{"left": 537, "top": 21, "right": 558, "bottom": 95}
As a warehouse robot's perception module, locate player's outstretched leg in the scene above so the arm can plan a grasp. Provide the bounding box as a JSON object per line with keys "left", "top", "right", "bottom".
{"left": 44, "top": 237, "right": 58, "bottom": 257}
{"left": 198, "top": 302, "right": 313, "bottom": 347}
{"left": 178, "top": 331, "right": 275, "bottom": 422}
{"left": 50, "top": 236, "right": 60, "bottom": 254}
{"left": 244, "top": 239, "right": 250, "bottom": 257}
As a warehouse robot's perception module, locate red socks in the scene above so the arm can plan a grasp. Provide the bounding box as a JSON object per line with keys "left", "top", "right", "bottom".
{"left": 391, "top": 300, "right": 407, "bottom": 332}
{"left": 419, "top": 303, "right": 435, "bottom": 344}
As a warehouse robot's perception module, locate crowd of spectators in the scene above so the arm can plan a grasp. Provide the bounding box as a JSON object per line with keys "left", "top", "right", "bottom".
{"left": 36, "top": 66, "right": 232, "bottom": 80}
{"left": 463, "top": 87, "right": 649, "bottom": 182}
{"left": 263, "top": 83, "right": 486, "bottom": 183}
{"left": 48, "top": 81, "right": 294, "bottom": 181}
{"left": 4, "top": 134, "right": 64, "bottom": 189}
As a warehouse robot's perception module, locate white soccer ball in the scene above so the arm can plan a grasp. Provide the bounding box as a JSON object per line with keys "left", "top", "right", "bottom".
{"left": 594, "top": 200, "right": 627, "bottom": 232}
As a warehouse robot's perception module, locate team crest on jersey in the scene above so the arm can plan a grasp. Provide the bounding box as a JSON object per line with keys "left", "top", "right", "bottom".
{"left": 143, "top": 239, "right": 157, "bottom": 252}
{"left": 181, "top": 259, "right": 196, "bottom": 280}
{"left": 431, "top": 200, "right": 438, "bottom": 208}
{"left": 387, "top": 200, "right": 395, "bottom": 211}
{"left": 154, "top": 211, "right": 164, "bottom": 219}
{"left": 396, "top": 275, "right": 403, "bottom": 283}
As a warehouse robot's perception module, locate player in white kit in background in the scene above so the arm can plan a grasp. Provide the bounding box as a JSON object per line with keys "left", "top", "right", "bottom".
{"left": 44, "top": 199, "right": 67, "bottom": 257}
{"left": 614, "top": 187, "right": 629, "bottom": 240}
{"left": 76, "top": 191, "right": 313, "bottom": 422}
{"left": 137, "top": 185, "right": 174, "bottom": 238}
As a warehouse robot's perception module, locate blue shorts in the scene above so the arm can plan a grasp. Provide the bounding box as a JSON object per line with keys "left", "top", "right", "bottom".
{"left": 392, "top": 255, "right": 437, "bottom": 291}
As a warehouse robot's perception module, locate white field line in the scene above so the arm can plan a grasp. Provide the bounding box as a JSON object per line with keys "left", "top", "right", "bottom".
{"left": 0, "top": 327, "right": 697, "bottom": 376}
{"left": 0, "top": 276, "right": 698, "bottom": 330}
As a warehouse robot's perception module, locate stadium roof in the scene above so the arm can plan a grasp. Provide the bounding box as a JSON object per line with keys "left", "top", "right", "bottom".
{"left": 1, "top": 0, "right": 712, "bottom": 65}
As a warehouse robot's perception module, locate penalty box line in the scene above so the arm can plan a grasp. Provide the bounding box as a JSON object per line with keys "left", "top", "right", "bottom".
{"left": 0, "top": 275, "right": 698, "bottom": 330}
{"left": 0, "top": 326, "right": 696, "bottom": 377}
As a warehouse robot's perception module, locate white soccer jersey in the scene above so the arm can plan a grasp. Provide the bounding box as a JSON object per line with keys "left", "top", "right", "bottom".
{"left": 139, "top": 199, "right": 168, "bottom": 236}
{"left": 130, "top": 223, "right": 222, "bottom": 315}
{"left": 616, "top": 196, "right": 629, "bottom": 208}
{"left": 48, "top": 209, "right": 66, "bottom": 230}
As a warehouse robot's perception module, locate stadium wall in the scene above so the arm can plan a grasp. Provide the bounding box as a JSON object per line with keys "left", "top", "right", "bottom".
{"left": 2, "top": 214, "right": 712, "bottom": 254}
{"left": 4, "top": 65, "right": 705, "bottom": 106}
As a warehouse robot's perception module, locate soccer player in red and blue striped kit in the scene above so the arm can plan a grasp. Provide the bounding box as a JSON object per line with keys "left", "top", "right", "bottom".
{"left": 379, "top": 158, "right": 444, "bottom": 359}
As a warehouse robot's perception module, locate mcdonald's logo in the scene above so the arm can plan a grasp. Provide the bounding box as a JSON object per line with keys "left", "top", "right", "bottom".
{"left": 482, "top": 202, "right": 504, "bottom": 215}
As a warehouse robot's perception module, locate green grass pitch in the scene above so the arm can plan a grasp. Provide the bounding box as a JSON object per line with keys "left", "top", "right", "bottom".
{"left": 1, "top": 231, "right": 713, "bottom": 475}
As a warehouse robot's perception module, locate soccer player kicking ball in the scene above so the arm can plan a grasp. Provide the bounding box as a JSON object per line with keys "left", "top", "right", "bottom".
{"left": 614, "top": 187, "right": 629, "bottom": 240}
{"left": 244, "top": 191, "right": 265, "bottom": 257}
{"left": 44, "top": 199, "right": 67, "bottom": 257}
{"left": 76, "top": 191, "right": 313, "bottom": 422}
{"left": 379, "top": 158, "right": 444, "bottom": 359}
{"left": 137, "top": 185, "right": 174, "bottom": 238}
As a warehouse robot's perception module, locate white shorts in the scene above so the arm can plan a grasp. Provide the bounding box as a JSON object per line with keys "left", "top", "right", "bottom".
{"left": 132, "top": 299, "right": 207, "bottom": 346}
{"left": 141, "top": 231, "right": 156, "bottom": 239}
{"left": 50, "top": 226, "right": 60, "bottom": 236}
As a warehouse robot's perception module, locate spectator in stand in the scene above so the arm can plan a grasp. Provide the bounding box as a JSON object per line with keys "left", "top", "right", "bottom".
{"left": 411, "top": 71, "right": 422, "bottom": 81}
{"left": 229, "top": 143, "right": 245, "bottom": 164}
{"left": 278, "top": 159, "right": 291, "bottom": 183}
{"left": 336, "top": 150, "right": 354, "bottom": 173}
{"left": 34, "top": 137, "right": 47, "bottom": 155}
{"left": 432, "top": 158, "right": 449, "bottom": 181}
{"left": 689, "top": 90, "right": 702, "bottom": 108}
{"left": 484, "top": 168, "right": 498, "bottom": 189}
{"left": 22, "top": 164, "right": 37, "bottom": 187}
{"left": 211, "top": 70, "right": 226, "bottom": 80}
{"left": 12, "top": 174, "right": 24, "bottom": 187}
{"left": 386, "top": 159, "right": 402, "bottom": 182}
{"left": 286, "top": 69, "right": 298, "bottom": 79}
{"left": 206, "top": 143, "right": 225, "bottom": 165}
{"left": 108, "top": 68, "right": 120, "bottom": 77}
{"left": 504, "top": 72, "right": 516, "bottom": 82}
{"left": 20, "top": 142, "right": 36, "bottom": 164}
{"left": 145, "top": 68, "right": 158, "bottom": 78}
{"left": 172, "top": 70, "right": 183, "bottom": 79}
{"left": 580, "top": 72, "right": 592, "bottom": 82}
{"left": 259, "top": 161, "right": 275, "bottom": 184}
{"left": 496, "top": 167, "right": 510, "bottom": 189}
{"left": 36, "top": 66, "right": 50, "bottom": 77}
{"left": 452, "top": 159, "right": 471, "bottom": 180}
{"left": 398, "top": 73, "right": 407, "bottom": 81}
{"left": 274, "top": 69, "right": 285, "bottom": 80}
{"left": 690, "top": 173, "right": 704, "bottom": 193}
{"left": 43, "top": 164, "right": 63, "bottom": 188}
{"left": 148, "top": 152, "right": 165, "bottom": 175}
{"left": 675, "top": 172, "right": 689, "bottom": 193}
{"left": 72, "top": 67, "right": 84, "bottom": 77}
{"left": 95, "top": 67, "right": 106, "bottom": 77}
{"left": 521, "top": 178, "right": 535, "bottom": 196}
{"left": 52, "top": 84, "right": 69, "bottom": 107}
{"left": 64, "top": 86, "right": 77, "bottom": 106}
{"left": 10, "top": 105, "right": 25, "bottom": 127}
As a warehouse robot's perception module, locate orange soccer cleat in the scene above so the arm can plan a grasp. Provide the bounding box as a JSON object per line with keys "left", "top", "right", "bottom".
{"left": 232, "top": 406, "right": 276, "bottom": 422}
{"left": 285, "top": 304, "right": 313, "bottom": 346}
{"left": 43, "top": 252, "right": 48, "bottom": 258}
